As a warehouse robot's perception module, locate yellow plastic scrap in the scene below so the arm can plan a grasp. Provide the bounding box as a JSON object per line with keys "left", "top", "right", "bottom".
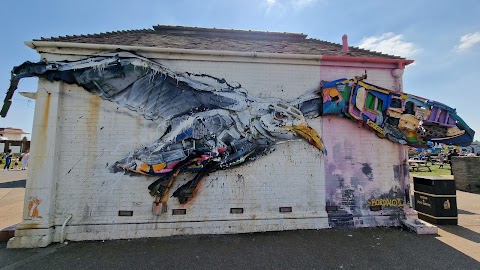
{"left": 284, "top": 123, "right": 326, "bottom": 154}
{"left": 398, "top": 114, "right": 420, "bottom": 131}
{"left": 152, "top": 163, "right": 167, "bottom": 172}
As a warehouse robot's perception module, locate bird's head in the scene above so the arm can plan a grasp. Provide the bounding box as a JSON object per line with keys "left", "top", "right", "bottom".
{"left": 259, "top": 103, "right": 326, "bottom": 154}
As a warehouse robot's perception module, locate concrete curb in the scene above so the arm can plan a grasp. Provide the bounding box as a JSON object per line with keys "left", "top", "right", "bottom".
{"left": 401, "top": 218, "right": 438, "bottom": 234}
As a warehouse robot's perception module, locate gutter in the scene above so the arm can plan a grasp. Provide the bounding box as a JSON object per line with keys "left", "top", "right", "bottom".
{"left": 25, "top": 41, "right": 324, "bottom": 61}
{"left": 26, "top": 41, "right": 413, "bottom": 68}
{"left": 26, "top": 41, "right": 414, "bottom": 69}
{"left": 321, "top": 55, "right": 414, "bottom": 69}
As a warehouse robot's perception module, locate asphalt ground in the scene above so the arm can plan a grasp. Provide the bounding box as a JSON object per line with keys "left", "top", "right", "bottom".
{"left": 1, "top": 227, "right": 479, "bottom": 270}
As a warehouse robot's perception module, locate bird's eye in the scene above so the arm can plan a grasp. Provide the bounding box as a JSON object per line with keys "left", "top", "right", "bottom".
{"left": 274, "top": 111, "right": 287, "bottom": 120}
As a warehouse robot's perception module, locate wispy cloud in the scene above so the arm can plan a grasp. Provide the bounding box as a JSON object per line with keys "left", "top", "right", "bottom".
{"left": 455, "top": 32, "right": 480, "bottom": 53}
{"left": 264, "top": 0, "right": 318, "bottom": 15}
{"left": 357, "top": 33, "right": 420, "bottom": 58}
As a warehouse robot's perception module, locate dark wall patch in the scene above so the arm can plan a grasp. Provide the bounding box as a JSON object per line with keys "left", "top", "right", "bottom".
{"left": 393, "top": 165, "right": 401, "bottom": 181}
{"left": 362, "top": 163, "right": 373, "bottom": 181}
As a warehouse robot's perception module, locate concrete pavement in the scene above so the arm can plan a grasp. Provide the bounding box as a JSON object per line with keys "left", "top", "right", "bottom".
{"left": 435, "top": 190, "right": 480, "bottom": 262}
{"left": 409, "top": 174, "right": 480, "bottom": 262}
{"left": 0, "top": 170, "right": 26, "bottom": 231}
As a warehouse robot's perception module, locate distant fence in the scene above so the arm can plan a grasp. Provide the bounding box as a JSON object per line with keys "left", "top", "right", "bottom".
{"left": 451, "top": 156, "right": 480, "bottom": 194}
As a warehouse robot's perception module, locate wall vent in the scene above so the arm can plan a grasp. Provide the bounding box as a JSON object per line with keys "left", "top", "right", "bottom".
{"left": 118, "top": 210, "right": 133, "bottom": 216}
{"left": 172, "top": 209, "right": 187, "bottom": 215}
{"left": 230, "top": 208, "right": 244, "bottom": 214}
{"left": 325, "top": 205, "right": 338, "bottom": 212}
{"left": 279, "top": 207, "right": 292, "bottom": 213}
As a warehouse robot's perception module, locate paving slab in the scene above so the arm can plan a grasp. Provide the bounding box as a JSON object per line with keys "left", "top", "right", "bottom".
{"left": 0, "top": 170, "right": 28, "bottom": 184}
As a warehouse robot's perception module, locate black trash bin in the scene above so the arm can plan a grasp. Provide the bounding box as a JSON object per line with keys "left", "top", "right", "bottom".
{"left": 413, "top": 176, "right": 457, "bottom": 225}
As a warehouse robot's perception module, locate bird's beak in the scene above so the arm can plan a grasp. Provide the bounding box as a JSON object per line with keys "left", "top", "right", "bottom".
{"left": 284, "top": 123, "right": 326, "bottom": 154}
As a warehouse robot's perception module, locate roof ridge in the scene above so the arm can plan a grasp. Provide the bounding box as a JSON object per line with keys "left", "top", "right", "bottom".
{"left": 153, "top": 24, "right": 305, "bottom": 35}
{"left": 152, "top": 25, "right": 307, "bottom": 41}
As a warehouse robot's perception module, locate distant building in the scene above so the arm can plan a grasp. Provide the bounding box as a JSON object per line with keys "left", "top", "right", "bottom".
{"left": 0, "top": 127, "right": 28, "bottom": 140}
{"left": 460, "top": 142, "right": 480, "bottom": 154}
{"left": 0, "top": 127, "right": 30, "bottom": 153}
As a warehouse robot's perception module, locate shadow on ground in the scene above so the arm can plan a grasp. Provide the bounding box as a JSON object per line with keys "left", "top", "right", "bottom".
{"left": 457, "top": 209, "right": 477, "bottom": 215}
{"left": 0, "top": 180, "right": 26, "bottom": 188}
{"left": 439, "top": 225, "right": 480, "bottom": 243}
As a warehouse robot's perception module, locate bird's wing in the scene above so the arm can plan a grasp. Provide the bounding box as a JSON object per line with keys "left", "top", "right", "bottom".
{"left": 3, "top": 51, "right": 249, "bottom": 120}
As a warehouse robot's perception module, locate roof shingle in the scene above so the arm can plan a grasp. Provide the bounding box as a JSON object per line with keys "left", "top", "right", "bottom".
{"left": 36, "top": 25, "right": 405, "bottom": 59}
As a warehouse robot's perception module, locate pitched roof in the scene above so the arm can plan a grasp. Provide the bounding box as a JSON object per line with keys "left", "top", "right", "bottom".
{"left": 35, "top": 25, "right": 405, "bottom": 59}
{"left": 0, "top": 127, "right": 28, "bottom": 134}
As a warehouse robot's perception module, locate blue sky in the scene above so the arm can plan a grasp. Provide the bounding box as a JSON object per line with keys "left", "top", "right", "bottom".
{"left": 1, "top": 0, "right": 479, "bottom": 140}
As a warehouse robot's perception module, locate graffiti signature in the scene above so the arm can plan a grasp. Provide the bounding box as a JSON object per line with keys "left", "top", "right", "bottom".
{"left": 366, "top": 198, "right": 403, "bottom": 208}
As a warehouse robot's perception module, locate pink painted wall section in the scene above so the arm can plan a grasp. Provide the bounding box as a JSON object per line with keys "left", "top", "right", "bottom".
{"left": 322, "top": 116, "right": 404, "bottom": 227}
{"left": 320, "top": 65, "right": 403, "bottom": 91}
{"left": 320, "top": 65, "right": 406, "bottom": 227}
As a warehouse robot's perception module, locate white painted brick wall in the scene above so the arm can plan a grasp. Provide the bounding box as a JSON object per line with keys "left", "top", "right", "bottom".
{"left": 50, "top": 57, "right": 329, "bottom": 241}
{"left": 14, "top": 52, "right": 406, "bottom": 244}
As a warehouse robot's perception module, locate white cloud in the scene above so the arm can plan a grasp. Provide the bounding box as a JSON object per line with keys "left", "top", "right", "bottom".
{"left": 455, "top": 32, "right": 480, "bottom": 53}
{"left": 264, "top": 0, "right": 318, "bottom": 15}
{"left": 357, "top": 33, "right": 420, "bottom": 58}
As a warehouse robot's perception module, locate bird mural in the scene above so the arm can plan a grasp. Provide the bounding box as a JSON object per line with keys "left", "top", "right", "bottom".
{"left": 2, "top": 51, "right": 474, "bottom": 206}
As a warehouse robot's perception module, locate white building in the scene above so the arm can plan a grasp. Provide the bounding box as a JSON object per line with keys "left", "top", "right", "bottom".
{"left": 6, "top": 26, "right": 428, "bottom": 248}
{"left": 0, "top": 127, "right": 28, "bottom": 141}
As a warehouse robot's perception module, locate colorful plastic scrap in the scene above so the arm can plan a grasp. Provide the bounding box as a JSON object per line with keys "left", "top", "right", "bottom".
{"left": 320, "top": 75, "right": 474, "bottom": 147}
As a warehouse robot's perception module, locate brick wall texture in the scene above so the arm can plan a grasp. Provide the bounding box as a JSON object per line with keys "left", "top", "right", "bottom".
{"left": 24, "top": 53, "right": 406, "bottom": 242}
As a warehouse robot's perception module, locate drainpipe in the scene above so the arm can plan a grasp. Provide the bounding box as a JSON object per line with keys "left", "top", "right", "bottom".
{"left": 60, "top": 214, "right": 73, "bottom": 243}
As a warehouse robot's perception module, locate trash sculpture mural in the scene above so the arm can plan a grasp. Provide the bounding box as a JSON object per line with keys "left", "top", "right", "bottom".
{"left": 2, "top": 51, "right": 474, "bottom": 209}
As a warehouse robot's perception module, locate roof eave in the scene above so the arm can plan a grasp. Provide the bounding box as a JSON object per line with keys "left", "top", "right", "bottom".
{"left": 322, "top": 55, "right": 413, "bottom": 69}
{"left": 25, "top": 41, "right": 412, "bottom": 68}
{"left": 25, "top": 40, "right": 324, "bottom": 61}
